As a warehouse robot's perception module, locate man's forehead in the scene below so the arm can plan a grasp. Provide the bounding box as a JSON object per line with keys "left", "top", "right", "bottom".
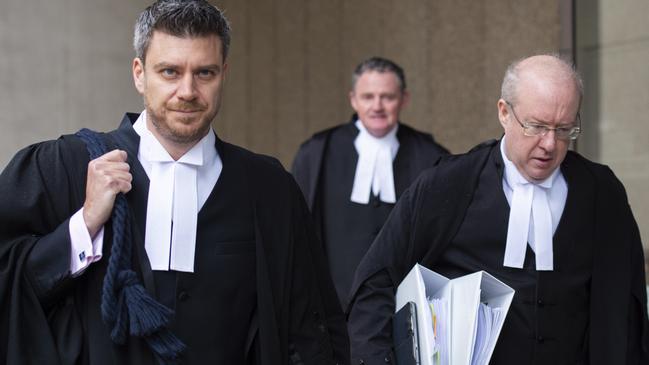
{"left": 145, "top": 31, "right": 224, "bottom": 62}
{"left": 149, "top": 30, "right": 223, "bottom": 45}
{"left": 353, "top": 71, "right": 402, "bottom": 91}
{"left": 358, "top": 70, "right": 399, "bottom": 80}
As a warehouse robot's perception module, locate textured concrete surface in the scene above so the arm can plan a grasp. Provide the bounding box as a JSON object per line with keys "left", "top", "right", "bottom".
{"left": 1, "top": 1, "right": 646, "bottom": 255}
{"left": 0, "top": 0, "right": 147, "bottom": 166}
{"left": 577, "top": 0, "right": 649, "bottom": 247}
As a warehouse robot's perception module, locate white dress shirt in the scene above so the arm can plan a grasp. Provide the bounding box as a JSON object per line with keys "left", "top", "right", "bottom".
{"left": 500, "top": 137, "right": 567, "bottom": 271}
{"left": 69, "top": 110, "right": 222, "bottom": 274}
{"left": 350, "top": 120, "right": 400, "bottom": 204}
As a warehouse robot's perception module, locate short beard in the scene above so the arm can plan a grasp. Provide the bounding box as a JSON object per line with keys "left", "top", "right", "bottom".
{"left": 144, "top": 100, "right": 215, "bottom": 146}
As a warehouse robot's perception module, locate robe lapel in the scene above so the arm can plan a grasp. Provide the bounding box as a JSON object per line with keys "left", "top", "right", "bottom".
{"left": 393, "top": 126, "right": 412, "bottom": 197}
{"left": 109, "top": 114, "right": 156, "bottom": 296}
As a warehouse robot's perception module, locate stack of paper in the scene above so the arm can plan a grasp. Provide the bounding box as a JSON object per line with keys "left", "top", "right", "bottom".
{"left": 395, "top": 264, "right": 514, "bottom": 365}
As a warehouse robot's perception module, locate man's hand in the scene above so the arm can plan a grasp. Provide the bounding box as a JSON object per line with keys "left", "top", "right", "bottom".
{"left": 83, "top": 149, "right": 132, "bottom": 238}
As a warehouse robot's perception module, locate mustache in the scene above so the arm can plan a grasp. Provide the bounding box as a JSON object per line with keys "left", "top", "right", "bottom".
{"left": 167, "top": 101, "right": 207, "bottom": 112}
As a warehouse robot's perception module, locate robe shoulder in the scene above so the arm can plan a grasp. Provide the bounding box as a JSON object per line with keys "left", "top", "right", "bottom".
{"left": 0, "top": 134, "right": 90, "bottom": 233}
{"left": 220, "top": 140, "right": 300, "bottom": 196}
{"left": 349, "top": 140, "right": 496, "bottom": 300}
{"left": 397, "top": 122, "right": 450, "bottom": 155}
{"left": 0, "top": 133, "right": 91, "bottom": 365}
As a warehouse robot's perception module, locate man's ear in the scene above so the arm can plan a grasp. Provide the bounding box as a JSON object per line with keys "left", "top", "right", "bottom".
{"left": 349, "top": 90, "right": 359, "bottom": 112}
{"left": 133, "top": 58, "right": 145, "bottom": 95}
{"left": 497, "top": 98, "right": 510, "bottom": 129}
{"left": 401, "top": 90, "right": 411, "bottom": 108}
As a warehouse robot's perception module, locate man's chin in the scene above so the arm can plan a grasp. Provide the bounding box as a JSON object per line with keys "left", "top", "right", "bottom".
{"left": 527, "top": 167, "right": 556, "bottom": 183}
{"left": 170, "top": 126, "right": 209, "bottom": 143}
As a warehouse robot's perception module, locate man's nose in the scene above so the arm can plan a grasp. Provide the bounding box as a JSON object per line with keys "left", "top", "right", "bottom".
{"left": 372, "top": 97, "right": 383, "bottom": 110}
{"left": 538, "top": 130, "right": 557, "bottom": 151}
{"left": 177, "top": 74, "right": 197, "bottom": 100}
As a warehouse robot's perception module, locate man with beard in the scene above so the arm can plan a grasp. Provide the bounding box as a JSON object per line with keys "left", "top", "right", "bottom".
{"left": 347, "top": 54, "right": 648, "bottom": 364}
{"left": 292, "top": 57, "right": 448, "bottom": 310}
{"left": 0, "top": 1, "right": 349, "bottom": 364}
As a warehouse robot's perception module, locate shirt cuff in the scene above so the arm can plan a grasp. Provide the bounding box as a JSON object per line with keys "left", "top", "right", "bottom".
{"left": 69, "top": 207, "right": 104, "bottom": 276}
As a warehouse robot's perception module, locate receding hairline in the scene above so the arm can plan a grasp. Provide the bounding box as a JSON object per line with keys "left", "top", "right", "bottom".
{"left": 351, "top": 57, "right": 407, "bottom": 92}
{"left": 351, "top": 69, "right": 404, "bottom": 92}
{"left": 501, "top": 54, "right": 583, "bottom": 106}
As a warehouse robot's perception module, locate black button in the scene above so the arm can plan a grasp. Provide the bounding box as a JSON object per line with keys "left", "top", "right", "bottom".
{"left": 359, "top": 360, "right": 365, "bottom": 365}
{"left": 537, "top": 336, "right": 544, "bottom": 343}
{"left": 177, "top": 291, "right": 190, "bottom": 301}
{"left": 537, "top": 299, "right": 544, "bottom": 307}
{"left": 384, "top": 356, "right": 391, "bottom": 363}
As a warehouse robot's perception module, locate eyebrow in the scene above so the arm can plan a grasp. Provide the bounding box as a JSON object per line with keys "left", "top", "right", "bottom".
{"left": 526, "top": 117, "right": 578, "bottom": 127}
{"left": 152, "top": 62, "right": 222, "bottom": 72}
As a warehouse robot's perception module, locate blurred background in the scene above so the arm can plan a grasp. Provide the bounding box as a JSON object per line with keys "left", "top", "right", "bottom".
{"left": 1, "top": 0, "right": 648, "bottom": 258}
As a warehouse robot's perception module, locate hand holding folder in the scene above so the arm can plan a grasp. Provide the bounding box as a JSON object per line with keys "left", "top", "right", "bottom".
{"left": 393, "top": 264, "right": 515, "bottom": 365}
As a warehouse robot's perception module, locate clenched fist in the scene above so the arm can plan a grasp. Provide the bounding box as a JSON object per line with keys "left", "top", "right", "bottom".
{"left": 83, "top": 149, "right": 132, "bottom": 238}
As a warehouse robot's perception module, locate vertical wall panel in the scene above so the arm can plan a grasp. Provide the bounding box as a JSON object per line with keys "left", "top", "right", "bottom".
{"left": 428, "top": 0, "right": 486, "bottom": 152}
{"left": 383, "top": 0, "right": 434, "bottom": 134}
{"left": 275, "top": 0, "right": 307, "bottom": 166}
{"left": 305, "top": 0, "right": 344, "bottom": 135}
{"left": 215, "top": 0, "right": 250, "bottom": 147}
{"left": 0, "top": 0, "right": 146, "bottom": 169}
{"left": 576, "top": 0, "right": 649, "bottom": 246}
{"left": 247, "top": 0, "right": 277, "bottom": 156}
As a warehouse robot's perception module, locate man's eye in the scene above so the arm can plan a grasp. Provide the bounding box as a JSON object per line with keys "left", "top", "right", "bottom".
{"left": 197, "top": 70, "right": 215, "bottom": 79}
{"left": 162, "top": 69, "right": 177, "bottom": 77}
{"left": 527, "top": 124, "right": 547, "bottom": 133}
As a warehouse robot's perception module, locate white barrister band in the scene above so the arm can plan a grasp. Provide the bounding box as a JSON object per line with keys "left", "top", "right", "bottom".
{"left": 501, "top": 138, "right": 562, "bottom": 271}
{"left": 134, "top": 110, "right": 220, "bottom": 273}
{"left": 350, "top": 120, "right": 399, "bottom": 204}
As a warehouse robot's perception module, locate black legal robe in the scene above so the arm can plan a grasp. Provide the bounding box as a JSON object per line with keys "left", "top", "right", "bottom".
{"left": 347, "top": 140, "right": 649, "bottom": 365}
{"left": 291, "top": 117, "right": 448, "bottom": 309}
{"left": 0, "top": 113, "right": 350, "bottom": 365}
{"left": 434, "top": 145, "right": 594, "bottom": 363}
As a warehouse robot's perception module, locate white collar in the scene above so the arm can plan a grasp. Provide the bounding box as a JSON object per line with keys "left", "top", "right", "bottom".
{"left": 500, "top": 136, "right": 560, "bottom": 271}
{"left": 501, "top": 136, "right": 559, "bottom": 190}
{"left": 133, "top": 110, "right": 216, "bottom": 167}
{"left": 350, "top": 120, "right": 400, "bottom": 204}
{"left": 133, "top": 110, "right": 219, "bottom": 273}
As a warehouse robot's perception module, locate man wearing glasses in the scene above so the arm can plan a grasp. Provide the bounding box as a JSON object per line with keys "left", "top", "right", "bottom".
{"left": 347, "top": 54, "right": 648, "bottom": 364}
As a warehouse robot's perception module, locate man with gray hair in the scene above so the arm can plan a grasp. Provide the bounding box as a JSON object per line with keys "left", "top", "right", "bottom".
{"left": 292, "top": 56, "right": 448, "bottom": 311}
{"left": 0, "top": 0, "right": 349, "bottom": 364}
{"left": 347, "top": 54, "right": 648, "bottom": 364}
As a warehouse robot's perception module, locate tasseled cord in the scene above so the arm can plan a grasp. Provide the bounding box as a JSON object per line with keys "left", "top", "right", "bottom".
{"left": 76, "top": 128, "right": 186, "bottom": 364}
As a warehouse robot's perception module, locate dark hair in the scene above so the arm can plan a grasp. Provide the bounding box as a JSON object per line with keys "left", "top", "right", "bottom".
{"left": 352, "top": 57, "right": 407, "bottom": 92}
{"left": 134, "top": 0, "right": 231, "bottom": 63}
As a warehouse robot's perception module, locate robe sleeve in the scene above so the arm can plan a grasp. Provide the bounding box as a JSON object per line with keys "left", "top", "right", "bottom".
{"left": 346, "top": 181, "right": 418, "bottom": 364}
{"left": 0, "top": 136, "right": 87, "bottom": 364}
{"left": 589, "top": 164, "right": 649, "bottom": 364}
{"left": 286, "top": 176, "right": 351, "bottom": 364}
{"left": 291, "top": 135, "right": 326, "bottom": 212}
{"left": 346, "top": 147, "right": 492, "bottom": 365}
{"left": 290, "top": 140, "right": 311, "bottom": 200}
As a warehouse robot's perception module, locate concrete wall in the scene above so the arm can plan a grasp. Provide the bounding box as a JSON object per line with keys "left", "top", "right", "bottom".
{"left": 214, "top": 0, "right": 562, "bottom": 165}
{"left": 576, "top": 0, "right": 649, "bottom": 245}
{"left": 0, "top": 0, "right": 148, "bottom": 166}
{"left": 1, "top": 0, "right": 561, "bottom": 169}
{"left": 4, "top": 1, "right": 645, "bottom": 250}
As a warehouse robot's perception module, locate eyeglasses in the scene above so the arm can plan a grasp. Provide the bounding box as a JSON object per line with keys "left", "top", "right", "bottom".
{"left": 505, "top": 101, "right": 581, "bottom": 140}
